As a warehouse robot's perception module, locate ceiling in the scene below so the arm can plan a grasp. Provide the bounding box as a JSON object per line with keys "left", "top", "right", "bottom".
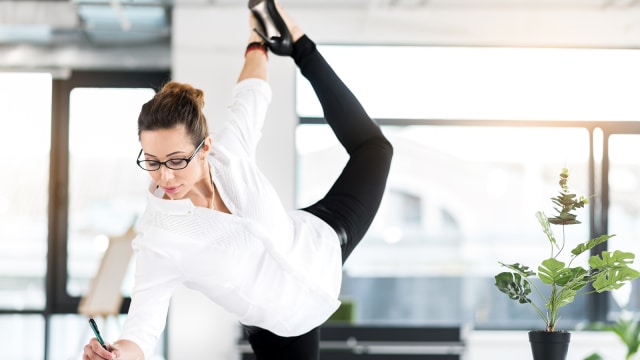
{"left": 0, "top": 0, "right": 639, "bottom": 71}
{"left": 0, "top": 0, "right": 172, "bottom": 46}
{"left": 1, "top": 0, "right": 638, "bottom": 46}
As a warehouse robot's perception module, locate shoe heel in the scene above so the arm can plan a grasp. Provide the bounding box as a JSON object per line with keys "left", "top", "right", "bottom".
{"left": 248, "top": 0, "right": 293, "bottom": 56}
{"left": 253, "top": 28, "right": 269, "bottom": 44}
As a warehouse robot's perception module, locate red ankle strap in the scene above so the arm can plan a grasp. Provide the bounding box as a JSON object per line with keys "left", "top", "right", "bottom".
{"left": 245, "top": 42, "right": 268, "bottom": 59}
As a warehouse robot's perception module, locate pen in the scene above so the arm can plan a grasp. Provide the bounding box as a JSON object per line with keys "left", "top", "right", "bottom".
{"left": 88, "top": 318, "right": 109, "bottom": 351}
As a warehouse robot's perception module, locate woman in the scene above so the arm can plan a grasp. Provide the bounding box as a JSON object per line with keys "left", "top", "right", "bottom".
{"left": 83, "top": 1, "right": 392, "bottom": 359}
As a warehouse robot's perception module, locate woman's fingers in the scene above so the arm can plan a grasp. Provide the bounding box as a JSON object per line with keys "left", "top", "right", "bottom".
{"left": 83, "top": 338, "right": 115, "bottom": 359}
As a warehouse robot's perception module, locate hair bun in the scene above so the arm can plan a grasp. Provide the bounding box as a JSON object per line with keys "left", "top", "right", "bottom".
{"left": 159, "top": 81, "right": 205, "bottom": 109}
{"left": 138, "top": 80, "right": 209, "bottom": 141}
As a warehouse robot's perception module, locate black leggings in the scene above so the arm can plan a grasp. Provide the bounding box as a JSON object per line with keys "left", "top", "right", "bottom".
{"left": 296, "top": 35, "right": 393, "bottom": 264}
{"left": 247, "top": 36, "right": 393, "bottom": 360}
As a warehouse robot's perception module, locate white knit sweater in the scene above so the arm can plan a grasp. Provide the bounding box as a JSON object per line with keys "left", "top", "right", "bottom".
{"left": 119, "top": 78, "right": 342, "bottom": 359}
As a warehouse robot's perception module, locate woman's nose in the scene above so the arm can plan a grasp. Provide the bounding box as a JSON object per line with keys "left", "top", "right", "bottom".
{"left": 159, "top": 165, "right": 175, "bottom": 181}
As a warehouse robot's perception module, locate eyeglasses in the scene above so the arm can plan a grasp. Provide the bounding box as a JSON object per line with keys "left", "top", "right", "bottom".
{"left": 136, "top": 139, "right": 205, "bottom": 171}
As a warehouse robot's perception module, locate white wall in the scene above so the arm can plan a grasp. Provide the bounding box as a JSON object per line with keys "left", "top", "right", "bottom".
{"left": 169, "top": 6, "right": 298, "bottom": 360}
{"left": 169, "top": 3, "right": 637, "bottom": 359}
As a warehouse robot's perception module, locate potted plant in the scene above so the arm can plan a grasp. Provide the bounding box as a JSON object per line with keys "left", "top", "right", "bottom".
{"left": 494, "top": 168, "right": 640, "bottom": 360}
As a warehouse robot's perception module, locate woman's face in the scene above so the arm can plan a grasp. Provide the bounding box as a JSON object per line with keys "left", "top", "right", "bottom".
{"left": 139, "top": 125, "right": 209, "bottom": 200}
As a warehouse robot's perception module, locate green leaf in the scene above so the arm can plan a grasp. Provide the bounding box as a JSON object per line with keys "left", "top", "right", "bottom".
{"left": 571, "top": 234, "right": 614, "bottom": 256}
{"left": 562, "top": 267, "right": 589, "bottom": 291}
{"left": 552, "top": 287, "right": 577, "bottom": 308}
{"left": 590, "top": 251, "right": 640, "bottom": 292}
{"left": 499, "top": 262, "right": 536, "bottom": 277}
{"left": 590, "top": 250, "right": 636, "bottom": 268}
{"left": 494, "top": 272, "right": 532, "bottom": 304}
{"left": 538, "top": 258, "right": 572, "bottom": 285}
{"left": 547, "top": 183, "right": 588, "bottom": 225}
{"left": 609, "top": 318, "right": 640, "bottom": 357}
{"left": 583, "top": 354, "right": 605, "bottom": 360}
{"left": 536, "top": 211, "right": 557, "bottom": 248}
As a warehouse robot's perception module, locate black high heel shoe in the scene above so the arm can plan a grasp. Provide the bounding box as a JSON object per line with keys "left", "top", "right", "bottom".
{"left": 248, "top": 0, "right": 293, "bottom": 56}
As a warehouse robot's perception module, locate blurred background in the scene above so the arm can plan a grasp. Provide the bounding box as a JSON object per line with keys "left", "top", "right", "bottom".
{"left": 2, "top": 0, "right": 640, "bottom": 359}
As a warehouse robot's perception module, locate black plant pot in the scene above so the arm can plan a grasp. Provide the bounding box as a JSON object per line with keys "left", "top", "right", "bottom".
{"left": 529, "top": 330, "right": 571, "bottom": 360}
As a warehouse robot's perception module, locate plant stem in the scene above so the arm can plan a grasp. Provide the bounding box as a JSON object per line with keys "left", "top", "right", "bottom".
{"left": 548, "top": 284, "right": 558, "bottom": 331}
{"left": 555, "top": 225, "right": 566, "bottom": 258}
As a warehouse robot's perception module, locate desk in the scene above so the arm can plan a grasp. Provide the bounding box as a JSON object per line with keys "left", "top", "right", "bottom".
{"left": 238, "top": 325, "right": 467, "bottom": 359}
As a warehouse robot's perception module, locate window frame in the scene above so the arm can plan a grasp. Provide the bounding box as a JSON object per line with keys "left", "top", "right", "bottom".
{"left": 44, "top": 70, "right": 169, "bottom": 359}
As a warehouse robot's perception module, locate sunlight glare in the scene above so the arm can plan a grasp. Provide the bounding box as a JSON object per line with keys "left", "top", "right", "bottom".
{"left": 299, "top": 46, "right": 640, "bottom": 122}
{"left": 0, "top": 73, "right": 52, "bottom": 155}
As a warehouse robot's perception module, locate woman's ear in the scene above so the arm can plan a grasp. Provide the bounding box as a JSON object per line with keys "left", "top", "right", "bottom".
{"left": 201, "top": 135, "right": 213, "bottom": 159}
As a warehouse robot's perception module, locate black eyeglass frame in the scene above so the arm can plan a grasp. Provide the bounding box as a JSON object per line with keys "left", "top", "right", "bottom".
{"left": 136, "top": 138, "right": 206, "bottom": 171}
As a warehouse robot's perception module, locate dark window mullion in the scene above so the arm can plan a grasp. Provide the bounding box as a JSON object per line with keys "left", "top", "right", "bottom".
{"left": 588, "top": 129, "right": 611, "bottom": 323}
{"left": 48, "top": 77, "right": 72, "bottom": 314}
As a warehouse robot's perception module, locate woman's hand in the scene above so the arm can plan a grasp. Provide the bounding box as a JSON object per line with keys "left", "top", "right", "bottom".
{"left": 83, "top": 338, "right": 118, "bottom": 360}
{"left": 83, "top": 338, "right": 143, "bottom": 360}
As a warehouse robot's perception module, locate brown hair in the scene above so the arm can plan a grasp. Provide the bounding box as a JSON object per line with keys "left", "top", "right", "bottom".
{"left": 138, "top": 81, "right": 209, "bottom": 146}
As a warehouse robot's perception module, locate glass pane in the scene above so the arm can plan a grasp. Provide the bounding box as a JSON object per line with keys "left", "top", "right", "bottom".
{"left": 607, "top": 134, "right": 640, "bottom": 317}
{"left": 297, "top": 125, "right": 591, "bottom": 329}
{"left": 0, "top": 315, "right": 44, "bottom": 360}
{"left": 67, "top": 88, "right": 155, "bottom": 297}
{"left": 298, "top": 46, "right": 640, "bottom": 121}
{"left": 0, "top": 73, "right": 51, "bottom": 310}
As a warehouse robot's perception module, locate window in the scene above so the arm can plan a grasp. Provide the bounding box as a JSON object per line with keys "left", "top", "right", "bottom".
{"left": 46, "top": 71, "right": 169, "bottom": 360}
{"left": 0, "top": 72, "right": 51, "bottom": 310}
{"left": 608, "top": 133, "right": 640, "bottom": 316}
{"left": 297, "top": 124, "right": 590, "bottom": 327}
{"left": 66, "top": 87, "right": 154, "bottom": 297}
{"left": 0, "top": 70, "right": 169, "bottom": 360}
{"left": 296, "top": 45, "right": 640, "bottom": 329}
{"left": 0, "top": 72, "right": 51, "bottom": 359}
{"left": 296, "top": 46, "right": 640, "bottom": 122}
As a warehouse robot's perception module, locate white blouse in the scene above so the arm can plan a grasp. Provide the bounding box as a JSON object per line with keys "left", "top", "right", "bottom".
{"left": 119, "top": 78, "right": 343, "bottom": 360}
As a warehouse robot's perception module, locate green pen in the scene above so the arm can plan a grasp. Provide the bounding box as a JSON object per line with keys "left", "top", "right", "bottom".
{"left": 89, "top": 318, "right": 109, "bottom": 351}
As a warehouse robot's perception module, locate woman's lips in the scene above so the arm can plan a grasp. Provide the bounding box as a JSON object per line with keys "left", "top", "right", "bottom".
{"left": 162, "top": 186, "right": 181, "bottom": 194}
